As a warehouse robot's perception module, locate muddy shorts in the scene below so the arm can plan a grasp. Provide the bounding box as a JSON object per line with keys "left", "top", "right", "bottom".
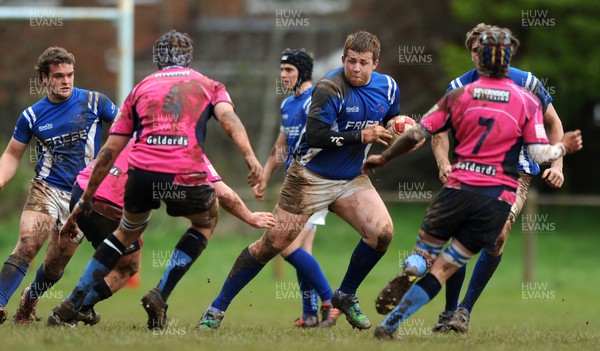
{"left": 278, "top": 161, "right": 374, "bottom": 215}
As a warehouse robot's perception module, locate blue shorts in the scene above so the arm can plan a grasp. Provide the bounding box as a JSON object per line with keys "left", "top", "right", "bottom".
{"left": 124, "top": 167, "right": 216, "bottom": 217}
{"left": 421, "top": 187, "right": 511, "bottom": 253}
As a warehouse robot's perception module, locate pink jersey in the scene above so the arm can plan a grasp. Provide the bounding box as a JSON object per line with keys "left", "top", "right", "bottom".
{"left": 76, "top": 143, "right": 133, "bottom": 208}
{"left": 76, "top": 144, "right": 221, "bottom": 208}
{"left": 110, "top": 67, "right": 233, "bottom": 176}
{"left": 422, "top": 77, "right": 548, "bottom": 200}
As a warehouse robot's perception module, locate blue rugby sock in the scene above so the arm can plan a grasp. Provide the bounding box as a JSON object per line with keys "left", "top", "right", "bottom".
{"left": 68, "top": 234, "right": 126, "bottom": 309}
{"left": 460, "top": 251, "right": 502, "bottom": 312}
{"left": 295, "top": 269, "right": 318, "bottom": 317}
{"left": 82, "top": 279, "right": 112, "bottom": 309}
{"left": 339, "top": 240, "right": 385, "bottom": 294}
{"left": 0, "top": 255, "right": 29, "bottom": 306}
{"left": 381, "top": 273, "right": 441, "bottom": 333}
{"left": 286, "top": 248, "right": 332, "bottom": 305}
{"left": 157, "top": 228, "right": 207, "bottom": 301}
{"left": 28, "top": 264, "right": 62, "bottom": 301}
{"left": 445, "top": 264, "right": 466, "bottom": 311}
{"left": 211, "top": 247, "right": 264, "bottom": 312}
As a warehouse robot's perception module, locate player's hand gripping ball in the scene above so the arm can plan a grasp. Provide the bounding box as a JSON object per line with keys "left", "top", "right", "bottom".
{"left": 385, "top": 115, "right": 425, "bottom": 149}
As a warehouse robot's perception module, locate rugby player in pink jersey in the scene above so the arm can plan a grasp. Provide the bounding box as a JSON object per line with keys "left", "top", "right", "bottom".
{"left": 47, "top": 30, "right": 264, "bottom": 326}
{"left": 14, "top": 139, "right": 272, "bottom": 327}
{"left": 361, "top": 27, "right": 582, "bottom": 340}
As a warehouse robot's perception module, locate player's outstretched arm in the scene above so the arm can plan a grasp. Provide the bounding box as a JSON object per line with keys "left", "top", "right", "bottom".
{"left": 214, "top": 180, "right": 275, "bottom": 229}
{"left": 0, "top": 138, "right": 27, "bottom": 191}
{"left": 254, "top": 131, "right": 287, "bottom": 201}
{"left": 431, "top": 131, "right": 452, "bottom": 184}
{"left": 527, "top": 130, "right": 582, "bottom": 164}
{"left": 214, "top": 102, "right": 263, "bottom": 187}
{"left": 59, "top": 135, "right": 129, "bottom": 238}
{"left": 362, "top": 126, "right": 429, "bottom": 174}
{"left": 541, "top": 103, "right": 565, "bottom": 188}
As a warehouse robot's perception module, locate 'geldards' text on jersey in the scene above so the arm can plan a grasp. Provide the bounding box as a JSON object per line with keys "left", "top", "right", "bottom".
{"left": 447, "top": 67, "right": 553, "bottom": 175}
{"left": 280, "top": 86, "right": 313, "bottom": 169}
{"left": 423, "top": 77, "right": 549, "bottom": 205}
{"left": 13, "top": 88, "right": 118, "bottom": 192}
{"left": 110, "top": 67, "right": 233, "bottom": 175}
{"left": 299, "top": 68, "right": 399, "bottom": 179}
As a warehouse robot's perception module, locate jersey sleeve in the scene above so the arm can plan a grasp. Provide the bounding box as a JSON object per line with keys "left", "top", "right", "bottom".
{"left": 12, "top": 109, "right": 33, "bottom": 144}
{"left": 97, "top": 93, "right": 120, "bottom": 123}
{"left": 308, "top": 79, "right": 341, "bottom": 126}
{"left": 523, "top": 73, "right": 553, "bottom": 112}
{"left": 211, "top": 81, "right": 234, "bottom": 108}
{"left": 385, "top": 75, "right": 400, "bottom": 118}
{"left": 201, "top": 154, "right": 222, "bottom": 183}
{"left": 522, "top": 95, "right": 549, "bottom": 145}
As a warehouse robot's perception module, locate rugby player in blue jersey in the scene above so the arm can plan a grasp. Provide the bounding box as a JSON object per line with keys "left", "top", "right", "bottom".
{"left": 0, "top": 47, "right": 118, "bottom": 324}
{"left": 198, "top": 31, "right": 398, "bottom": 331}
{"left": 253, "top": 49, "right": 339, "bottom": 328}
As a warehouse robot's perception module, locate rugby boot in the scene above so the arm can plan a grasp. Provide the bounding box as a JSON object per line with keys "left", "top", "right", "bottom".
{"left": 141, "top": 288, "right": 168, "bottom": 330}
{"left": 331, "top": 290, "right": 371, "bottom": 330}
{"left": 75, "top": 307, "right": 101, "bottom": 326}
{"left": 318, "top": 302, "right": 340, "bottom": 328}
{"left": 196, "top": 306, "right": 225, "bottom": 331}
{"left": 294, "top": 314, "right": 318, "bottom": 328}
{"left": 12, "top": 287, "right": 39, "bottom": 324}
{"left": 447, "top": 306, "right": 470, "bottom": 333}
{"left": 373, "top": 325, "right": 398, "bottom": 340}
{"left": 375, "top": 267, "right": 418, "bottom": 315}
{"left": 47, "top": 299, "right": 78, "bottom": 327}
{"left": 432, "top": 310, "right": 454, "bottom": 333}
{"left": 0, "top": 305, "right": 7, "bottom": 324}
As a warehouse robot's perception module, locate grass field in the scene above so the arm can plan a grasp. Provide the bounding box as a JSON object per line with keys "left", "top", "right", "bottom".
{"left": 0, "top": 203, "right": 598, "bottom": 351}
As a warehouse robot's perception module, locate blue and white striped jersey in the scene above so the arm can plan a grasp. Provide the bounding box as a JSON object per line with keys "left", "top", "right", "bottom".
{"left": 13, "top": 88, "right": 118, "bottom": 191}
{"left": 280, "top": 86, "right": 313, "bottom": 169}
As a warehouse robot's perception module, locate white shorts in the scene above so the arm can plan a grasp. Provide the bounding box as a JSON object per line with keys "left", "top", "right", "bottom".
{"left": 278, "top": 161, "right": 374, "bottom": 215}
{"left": 23, "top": 179, "right": 71, "bottom": 231}
{"left": 307, "top": 209, "right": 328, "bottom": 226}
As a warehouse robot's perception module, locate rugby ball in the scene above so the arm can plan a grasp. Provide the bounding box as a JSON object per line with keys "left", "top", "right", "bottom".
{"left": 386, "top": 115, "right": 417, "bottom": 143}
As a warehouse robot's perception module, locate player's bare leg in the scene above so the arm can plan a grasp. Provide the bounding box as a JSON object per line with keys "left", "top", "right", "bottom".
{"left": 0, "top": 211, "right": 54, "bottom": 324}
{"left": 375, "top": 234, "right": 474, "bottom": 339}
{"left": 75, "top": 250, "right": 142, "bottom": 326}
{"left": 48, "top": 210, "right": 148, "bottom": 326}
{"left": 142, "top": 204, "right": 218, "bottom": 330}
{"left": 13, "top": 224, "right": 79, "bottom": 324}
{"left": 329, "top": 188, "right": 393, "bottom": 329}
{"left": 197, "top": 206, "right": 310, "bottom": 330}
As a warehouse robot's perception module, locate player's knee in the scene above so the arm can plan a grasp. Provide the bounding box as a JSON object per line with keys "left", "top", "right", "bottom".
{"left": 375, "top": 223, "right": 393, "bottom": 251}
{"left": 190, "top": 203, "right": 220, "bottom": 229}
{"left": 15, "top": 238, "right": 41, "bottom": 261}
{"left": 250, "top": 237, "right": 282, "bottom": 263}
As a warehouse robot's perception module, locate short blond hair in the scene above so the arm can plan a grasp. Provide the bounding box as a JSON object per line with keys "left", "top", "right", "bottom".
{"left": 343, "top": 31, "right": 381, "bottom": 61}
